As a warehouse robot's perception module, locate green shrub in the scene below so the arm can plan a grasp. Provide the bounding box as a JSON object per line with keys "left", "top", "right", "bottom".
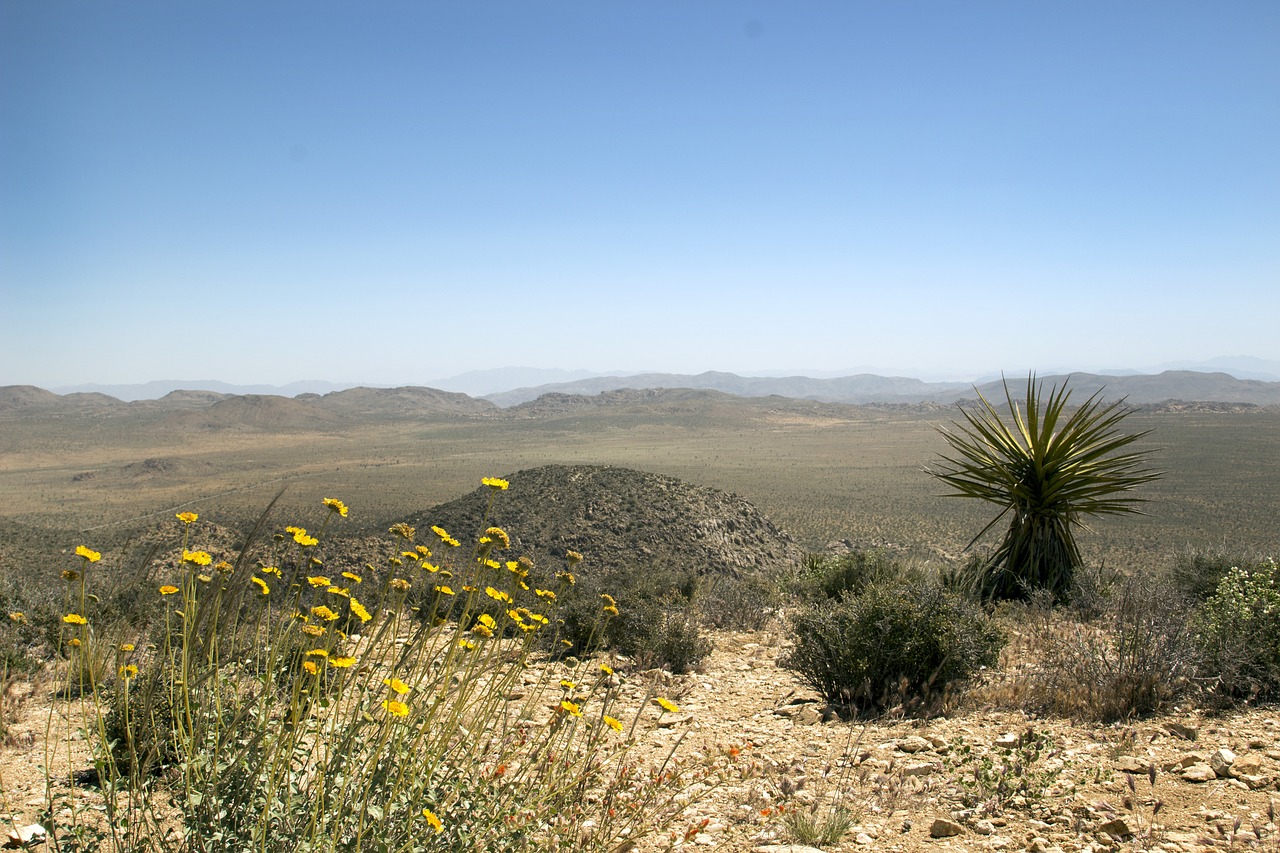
{"left": 783, "top": 579, "right": 1003, "bottom": 717}
{"left": 1195, "top": 557, "right": 1280, "bottom": 702}
{"left": 791, "top": 550, "right": 909, "bottom": 602}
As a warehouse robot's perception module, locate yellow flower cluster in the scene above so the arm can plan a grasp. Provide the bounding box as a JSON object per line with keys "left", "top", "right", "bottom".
{"left": 481, "top": 476, "right": 509, "bottom": 490}
{"left": 322, "top": 497, "right": 349, "bottom": 517}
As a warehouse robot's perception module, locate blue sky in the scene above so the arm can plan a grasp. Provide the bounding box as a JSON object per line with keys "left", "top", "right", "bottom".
{"left": 3, "top": 1, "right": 1278, "bottom": 388}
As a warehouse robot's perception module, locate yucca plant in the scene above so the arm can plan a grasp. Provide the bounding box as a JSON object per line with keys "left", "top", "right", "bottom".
{"left": 929, "top": 374, "right": 1160, "bottom": 602}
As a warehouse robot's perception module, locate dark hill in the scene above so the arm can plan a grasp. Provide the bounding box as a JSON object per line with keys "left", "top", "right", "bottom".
{"left": 404, "top": 464, "right": 803, "bottom": 579}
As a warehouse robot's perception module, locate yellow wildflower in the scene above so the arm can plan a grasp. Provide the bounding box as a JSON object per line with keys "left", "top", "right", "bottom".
{"left": 197, "top": 574, "right": 212, "bottom": 583}
{"left": 384, "top": 677, "right": 410, "bottom": 695}
{"left": 330, "top": 656, "right": 356, "bottom": 668}
{"left": 306, "top": 648, "right": 328, "bottom": 657}
{"left": 8, "top": 612, "right": 25, "bottom": 623}
{"left": 389, "top": 578, "right": 410, "bottom": 592}
{"left": 655, "top": 697, "right": 679, "bottom": 713}
{"left": 485, "top": 526, "right": 510, "bottom": 548}
{"left": 422, "top": 807, "right": 444, "bottom": 833}
{"left": 252, "top": 577, "right": 270, "bottom": 595}
{"left": 560, "top": 699, "right": 582, "bottom": 717}
{"left": 485, "top": 586, "right": 512, "bottom": 604}
{"left": 350, "top": 598, "right": 372, "bottom": 623}
{"left": 307, "top": 576, "right": 331, "bottom": 587}
{"left": 75, "top": 545, "right": 101, "bottom": 563}
{"left": 176, "top": 511, "right": 198, "bottom": 524}
{"left": 472, "top": 623, "right": 493, "bottom": 637}
{"left": 389, "top": 522, "right": 415, "bottom": 540}
{"left": 557, "top": 571, "right": 576, "bottom": 586}
{"left": 285, "top": 526, "right": 305, "bottom": 536}
{"left": 63, "top": 613, "right": 87, "bottom": 625}
{"left": 458, "top": 638, "right": 476, "bottom": 650}
{"left": 118, "top": 664, "right": 138, "bottom": 679}
{"left": 560, "top": 679, "right": 576, "bottom": 690}
{"left": 415, "top": 545, "right": 431, "bottom": 558}
{"left": 342, "top": 571, "right": 361, "bottom": 583}
{"left": 604, "top": 715, "right": 623, "bottom": 732}
{"left": 603, "top": 605, "right": 619, "bottom": 616}
{"left": 383, "top": 699, "right": 409, "bottom": 717}
{"left": 303, "top": 660, "right": 320, "bottom": 675}
{"left": 261, "top": 566, "right": 281, "bottom": 577}
{"left": 326, "top": 586, "right": 350, "bottom": 598}
{"left": 302, "top": 625, "right": 325, "bottom": 637}
{"left": 214, "top": 560, "right": 233, "bottom": 574}
{"left": 434, "top": 585, "right": 454, "bottom": 596}
{"left": 478, "top": 613, "right": 496, "bottom": 629}
{"left": 481, "top": 476, "right": 509, "bottom": 490}
{"left": 61, "top": 570, "right": 79, "bottom": 581}
{"left": 294, "top": 531, "right": 318, "bottom": 547}
{"left": 535, "top": 588, "right": 556, "bottom": 601}
{"left": 311, "top": 605, "right": 339, "bottom": 621}
{"left": 483, "top": 558, "right": 501, "bottom": 570}
{"left": 422, "top": 562, "right": 441, "bottom": 573}
{"left": 600, "top": 594, "right": 616, "bottom": 607}
{"left": 388, "top": 556, "right": 403, "bottom": 567}
{"left": 600, "top": 663, "right": 614, "bottom": 675}
{"left": 565, "top": 550, "right": 583, "bottom": 566}
{"left": 322, "top": 497, "right": 348, "bottom": 517}
{"left": 120, "top": 643, "right": 135, "bottom": 651}
{"left": 401, "top": 550, "right": 421, "bottom": 561}
{"left": 69, "top": 638, "right": 81, "bottom": 647}
{"left": 182, "top": 550, "right": 212, "bottom": 566}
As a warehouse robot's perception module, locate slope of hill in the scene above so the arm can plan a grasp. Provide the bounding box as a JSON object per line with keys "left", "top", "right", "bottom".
{"left": 403, "top": 464, "right": 804, "bottom": 579}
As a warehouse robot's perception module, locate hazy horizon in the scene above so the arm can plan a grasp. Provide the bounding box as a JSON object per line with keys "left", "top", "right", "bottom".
{"left": 3, "top": 3, "right": 1277, "bottom": 389}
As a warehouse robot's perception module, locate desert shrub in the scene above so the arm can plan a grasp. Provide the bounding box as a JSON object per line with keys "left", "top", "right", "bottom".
{"left": 1167, "top": 548, "right": 1267, "bottom": 602}
{"left": 698, "top": 572, "right": 781, "bottom": 631}
{"left": 790, "top": 549, "right": 910, "bottom": 603}
{"left": 46, "top": 487, "right": 739, "bottom": 852}
{"left": 557, "top": 562, "right": 712, "bottom": 674}
{"left": 1195, "top": 556, "right": 1280, "bottom": 703}
{"left": 783, "top": 578, "right": 1002, "bottom": 717}
{"left": 1018, "top": 572, "right": 1200, "bottom": 721}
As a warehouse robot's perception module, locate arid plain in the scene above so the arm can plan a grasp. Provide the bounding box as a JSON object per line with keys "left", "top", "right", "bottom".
{"left": 1, "top": 387, "right": 1280, "bottom": 852}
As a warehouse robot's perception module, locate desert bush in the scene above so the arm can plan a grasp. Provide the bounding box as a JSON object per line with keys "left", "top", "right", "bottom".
{"left": 783, "top": 578, "right": 1002, "bottom": 717}
{"left": 44, "top": 485, "right": 739, "bottom": 853}
{"left": 558, "top": 562, "right": 712, "bottom": 674}
{"left": 1017, "top": 572, "right": 1200, "bottom": 721}
{"left": 928, "top": 374, "right": 1160, "bottom": 602}
{"left": 1167, "top": 547, "right": 1267, "bottom": 602}
{"left": 698, "top": 572, "right": 781, "bottom": 631}
{"left": 790, "top": 549, "right": 911, "bottom": 603}
{"left": 1195, "top": 556, "right": 1280, "bottom": 703}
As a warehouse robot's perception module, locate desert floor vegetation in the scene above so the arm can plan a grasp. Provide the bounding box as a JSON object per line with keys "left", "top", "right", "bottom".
{"left": 0, "top": 391, "right": 1278, "bottom": 851}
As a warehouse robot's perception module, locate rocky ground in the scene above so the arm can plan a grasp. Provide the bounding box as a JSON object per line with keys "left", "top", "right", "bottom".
{"left": 0, "top": 625, "right": 1278, "bottom": 852}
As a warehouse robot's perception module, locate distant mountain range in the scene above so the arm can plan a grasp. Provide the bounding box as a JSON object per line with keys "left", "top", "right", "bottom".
{"left": 47, "top": 357, "right": 1280, "bottom": 402}
{"left": 8, "top": 368, "right": 1280, "bottom": 417}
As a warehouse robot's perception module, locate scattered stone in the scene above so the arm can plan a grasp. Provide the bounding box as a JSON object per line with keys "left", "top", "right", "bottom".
{"left": 898, "top": 735, "right": 933, "bottom": 753}
{"left": 994, "top": 733, "right": 1019, "bottom": 747}
{"left": 1183, "top": 763, "right": 1218, "bottom": 783}
{"left": 794, "top": 706, "right": 823, "bottom": 726}
{"left": 1210, "top": 748, "right": 1236, "bottom": 777}
{"left": 3, "top": 825, "right": 45, "bottom": 849}
{"left": 755, "top": 846, "right": 827, "bottom": 853}
{"left": 1098, "top": 817, "right": 1135, "bottom": 838}
{"left": 1165, "top": 722, "right": 1198, "bottom": 741}
{"left": 903, "top": 761, "right": 938, "bottom": 777}
{"left": 974, "top": 819, "right": 996, "bottom": 835}
{"left": 1163, "top": 755, "right": 1199, "bottom": 772}
{"left": 930, "top": 818, "right": 965, "bottom": 838}
{"left": 1114, "top": 755, "right": 1151, "bottom": 774}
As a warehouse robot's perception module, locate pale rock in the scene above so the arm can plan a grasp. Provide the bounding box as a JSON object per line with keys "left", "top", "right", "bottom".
{"left": 929, "top": 818, "right": 965, "bottom": 837}
{"left": 3, "top": 824, "right": 46, "bottom": 848}
{"left": 1165, "top": 722, "right": 1198, "bottom": 741}
{"left": 1163, "top": 755, "right": 1198, "bottom": 772}
{"left": 1210, "top": 747, "right": 1236, "bottom": 777}
{"left": 855, "top": 833, "right": 875, "bottom": 845}
{"left": 903, "top": 761, "right": 938, "bottom": 777}
{"left": 1098, "top": 816, "right": 1135, "bottom": 838}
{"left": 994, "top": 732, "right": 1019, "bottom": 747}
{"left": 928, "top": 734, "right": 949, "bottom": 750}
{"left": 1239, "top": 773, "right": 1272, "bottom": 790}
{"left": 974, "top": 819, "right": 996, "bottom": 835}
{"left": 1230, "top": 754, "right": 1263, "bottom": 776}
{"left": 1114, "top": 755, "right": 1151, "bottom": 774}
{"left": 1182, "top": 763, "right": 1218, "bottom": 783}
{"left": 898, "top": 735, "right": 932, "bottom": 753}
{"left": 794, "top": 706, "right": 823, "bottom": 726}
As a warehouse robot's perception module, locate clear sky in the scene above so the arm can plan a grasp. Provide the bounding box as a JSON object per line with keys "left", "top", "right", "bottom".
{"left": 3, "top": 1, "right": 1278, "bottom": 388}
